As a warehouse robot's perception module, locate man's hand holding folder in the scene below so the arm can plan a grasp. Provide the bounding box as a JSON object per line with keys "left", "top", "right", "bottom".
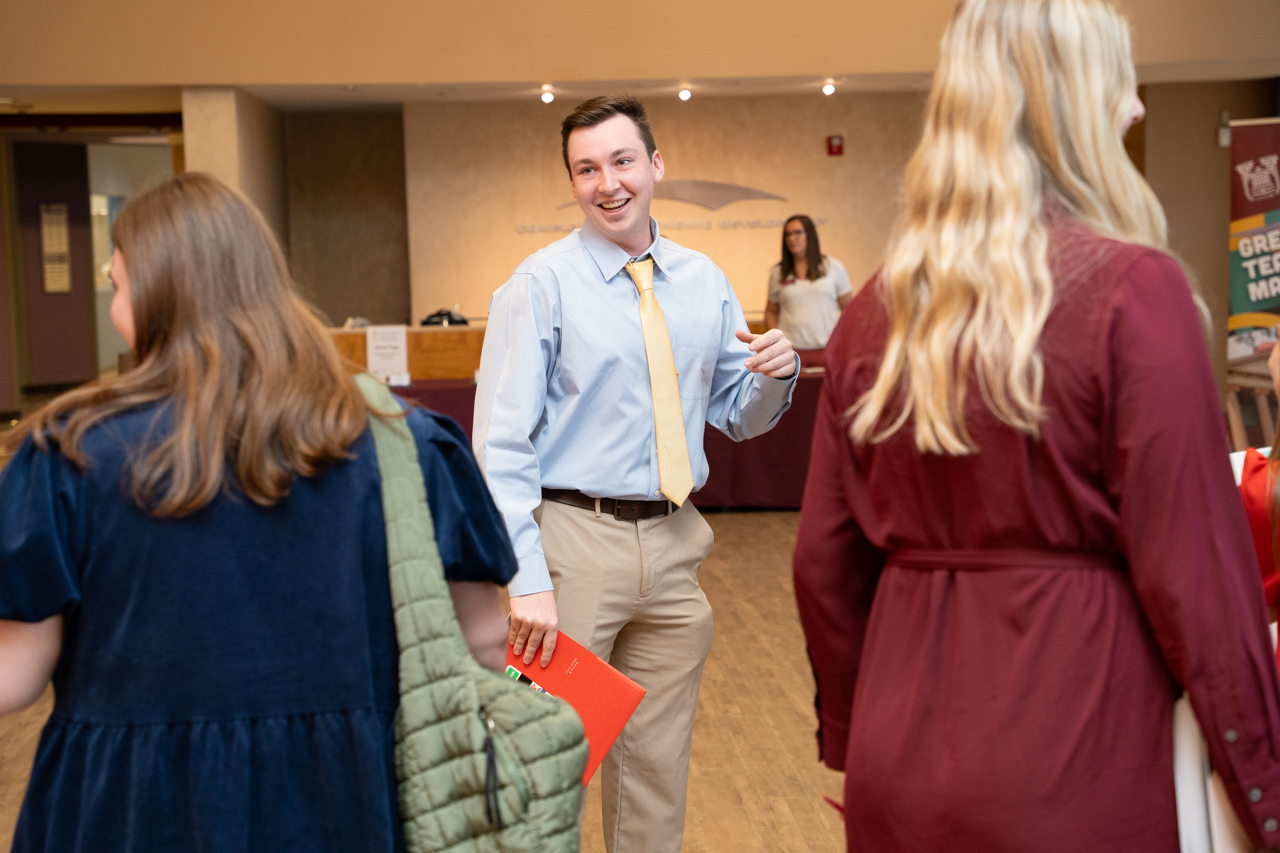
{"left": 505, "top": 630, "right": 646, "bottom": 785}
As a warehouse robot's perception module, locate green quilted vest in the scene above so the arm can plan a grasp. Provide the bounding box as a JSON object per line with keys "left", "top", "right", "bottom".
{"left": 356, "top": 374, "right": 589, "bottom": 853}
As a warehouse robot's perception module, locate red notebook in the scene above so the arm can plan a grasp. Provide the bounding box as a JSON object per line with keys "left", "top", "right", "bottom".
{"left": 505, "top": 632, "right": 645, "bottom": 786}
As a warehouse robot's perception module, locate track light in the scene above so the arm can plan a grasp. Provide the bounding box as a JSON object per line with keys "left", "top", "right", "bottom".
{"left": 678, "top": 88, "right": 692, "bottom": 101}
{"left": 541, "top": 91, "right": 555, "bottom": 104}
{"left": 822, "top": 80, "right": 836, "bottom": 96}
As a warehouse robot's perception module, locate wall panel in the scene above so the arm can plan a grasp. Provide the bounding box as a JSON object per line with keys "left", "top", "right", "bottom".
{"left": 284, "top": 110, "right": 410, "bottom": 325}
{"left": 404, "top": 92, "right": 927, "bottom": 321}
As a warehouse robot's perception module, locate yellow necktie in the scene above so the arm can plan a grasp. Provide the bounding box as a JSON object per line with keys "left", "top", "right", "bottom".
{"left": 625, "top": 258, "right": 694, "bottom": 506}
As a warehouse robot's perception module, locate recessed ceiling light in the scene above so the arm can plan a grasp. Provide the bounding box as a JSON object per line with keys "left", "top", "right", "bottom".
{"left": 541, "top": 91, "right": 555, "bottom": 104}
{"left": 541, "top": 84, "right": 553, "bottom": 92}
{"left": 822, "top": 80, "right": 836, "bottom": 96}
{"left": 678, "top": 88, "right": 692, "bottom": 101}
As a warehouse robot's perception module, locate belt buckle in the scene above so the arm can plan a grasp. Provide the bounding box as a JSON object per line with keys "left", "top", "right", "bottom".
{"left": 613, "top": 500, "right": 639, "bottom": 521}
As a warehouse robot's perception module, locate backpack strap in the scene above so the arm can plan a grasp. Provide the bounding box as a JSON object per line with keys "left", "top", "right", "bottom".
{"left": 355, "top": 373, "right": 589, "bottom": 850}
{"left": 353, "top": 372, "right": 474, "bottom": 675}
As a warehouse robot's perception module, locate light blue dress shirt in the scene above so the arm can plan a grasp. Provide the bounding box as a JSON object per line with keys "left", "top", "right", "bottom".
{"left": 473, "top": 217, "right": 798, "bottom": 596}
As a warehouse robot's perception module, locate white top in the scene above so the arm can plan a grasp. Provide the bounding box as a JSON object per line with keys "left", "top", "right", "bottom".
{"left": 473, "top": 217, "right": 798, "bottom": 597}
{"left": 767, "top": 256, "right": 853, "bottom": 350}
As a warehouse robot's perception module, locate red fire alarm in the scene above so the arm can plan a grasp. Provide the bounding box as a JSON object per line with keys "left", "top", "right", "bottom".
{"left": 827, "top": 135, "right": 844, "bottom": 156}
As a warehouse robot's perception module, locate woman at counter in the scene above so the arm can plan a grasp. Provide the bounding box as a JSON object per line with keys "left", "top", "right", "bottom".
{"left": 764, "top": 215, "right": 853, "bottom": 365}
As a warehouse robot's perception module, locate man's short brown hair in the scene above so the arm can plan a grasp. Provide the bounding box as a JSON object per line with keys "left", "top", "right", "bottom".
{"left": 561, "top": 95, "right": 657, "bottom": 174}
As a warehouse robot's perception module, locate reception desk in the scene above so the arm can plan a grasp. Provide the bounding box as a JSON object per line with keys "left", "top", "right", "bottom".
{"left": 331, "top": 325, "right": 484, "bottom": 381}
{"left": 396, "top": 374, "right": 823, "bottom": 510}
{"left": 690, "top": 373, "right": 822, "bottom": 508}
{"left": 333, "top": 325, "right": 821, "bottom": 508}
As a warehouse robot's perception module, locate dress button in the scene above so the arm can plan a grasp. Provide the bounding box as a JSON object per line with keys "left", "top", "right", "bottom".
{"left": 1250, "top": 788, "right": 1263, "bottom": 803}
{"left": 654, "top": 490, "right": 661, "bottom": 496}
{"left": 1225, "top": 729, "right": 1239, "bottom": 743}
{"left": 1265, "top": 818, "right": 1278, "bottom": 833}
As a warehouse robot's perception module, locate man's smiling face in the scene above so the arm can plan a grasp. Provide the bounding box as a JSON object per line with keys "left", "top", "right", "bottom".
{"left": 566, "top": 113, "right": 665, "bottom": 256}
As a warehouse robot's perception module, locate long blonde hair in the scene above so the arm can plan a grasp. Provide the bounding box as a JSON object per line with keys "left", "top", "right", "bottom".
{"left": 5, "top": 173, "right": 371, "bottom": 516}
{"left": 850, "top": 0, "right": 1169, "bottom": 454}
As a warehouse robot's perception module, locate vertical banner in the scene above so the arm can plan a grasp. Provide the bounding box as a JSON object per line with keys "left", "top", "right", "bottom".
{"left": 1228, "top": 118, "right": 1280, "bottom": 360}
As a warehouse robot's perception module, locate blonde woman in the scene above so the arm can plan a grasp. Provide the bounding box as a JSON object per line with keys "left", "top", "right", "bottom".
{"left": 0, "top": 174, "right": 513, "bottom": 851}
{"left": 793, "top": 1, "right": 1280, "bottom": 850}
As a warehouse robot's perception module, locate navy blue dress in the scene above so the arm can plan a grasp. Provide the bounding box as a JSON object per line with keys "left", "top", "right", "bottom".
{"left": 0, "top": 401, "right": 517, "bottom": 853}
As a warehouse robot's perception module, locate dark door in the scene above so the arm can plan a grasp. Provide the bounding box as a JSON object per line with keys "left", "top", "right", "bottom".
{"left": 12, "top": 142, "right": 95, "bottom": 387}
{"left": 0, "top": 176, "right": 17, "bottom": 417}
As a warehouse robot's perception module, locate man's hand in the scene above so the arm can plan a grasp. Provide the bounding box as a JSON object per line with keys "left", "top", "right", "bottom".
{"left": 737, "top": 328, "right": 797, "bottom": 378}
{"left": 508, "top": 590, "right": 558, "bottom": 668}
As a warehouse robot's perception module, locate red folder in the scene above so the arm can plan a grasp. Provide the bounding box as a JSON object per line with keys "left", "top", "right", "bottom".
{"left": 505, "top": 632, "right": 645, "bottom": 786}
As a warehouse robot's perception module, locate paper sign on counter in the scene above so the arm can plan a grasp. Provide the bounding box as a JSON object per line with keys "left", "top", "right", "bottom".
{"left": 366, "top": 325, "right": 410, "bottom": 386}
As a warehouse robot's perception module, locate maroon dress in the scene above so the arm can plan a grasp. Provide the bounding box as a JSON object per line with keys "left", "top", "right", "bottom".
{"left": 794, "top": 223, "right": 1280, "bottom": 852}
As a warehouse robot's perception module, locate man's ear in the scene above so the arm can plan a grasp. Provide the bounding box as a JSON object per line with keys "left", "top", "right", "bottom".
{"left": 652, "top": 149, "right": 665, "bottom": 182}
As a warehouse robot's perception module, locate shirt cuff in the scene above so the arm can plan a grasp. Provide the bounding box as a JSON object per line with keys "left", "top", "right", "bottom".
{"left": 506, "top": 554, "right": 554, "bottom": 597}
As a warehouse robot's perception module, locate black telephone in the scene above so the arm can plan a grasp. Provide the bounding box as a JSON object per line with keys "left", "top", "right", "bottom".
{"left": 420, "top": 309, "right": 468, "bottom": 327}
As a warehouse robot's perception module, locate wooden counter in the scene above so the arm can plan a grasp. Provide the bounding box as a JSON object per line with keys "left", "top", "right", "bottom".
{"left": 331, "top": 320, "right": 766, "bottom": 382}
{"left": 330, "top": 325, "right": 485, "bottom": 381}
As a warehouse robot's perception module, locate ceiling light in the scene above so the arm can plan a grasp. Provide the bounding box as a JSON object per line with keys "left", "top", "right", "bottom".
{"left": 541, "top": 91, "right": 555, "bottom": 104}
{"left": 678, "top": 88, "right": 692, "bottom": 101}
{"left": 822, "top": 80, "right": 836, "bottom": 96}
{"left": 541, "top": 84, "right": 553, "bottom": 92}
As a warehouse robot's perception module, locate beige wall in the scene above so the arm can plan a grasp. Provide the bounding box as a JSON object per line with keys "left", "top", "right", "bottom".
{"left": 0, "top": 0, "right": 1277, "bottom": 87}
{"left": 1143, "top": 79, "right": 1279, "bottom": 391}
{"left": 405, "top": 92, "right": 927, "bottom": 321}
{"left": 180, "top": 88, "right": 288, "bottom": 242}
{"left": 285, "top": 111, "right": 411, "bottom": 326}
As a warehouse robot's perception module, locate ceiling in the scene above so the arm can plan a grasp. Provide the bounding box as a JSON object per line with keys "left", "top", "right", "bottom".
{"left": 0, "top": 0, "right": 1277, "bottom": 112}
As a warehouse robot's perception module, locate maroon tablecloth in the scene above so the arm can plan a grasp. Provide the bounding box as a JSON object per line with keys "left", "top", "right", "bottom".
{"left": 397, "top": 379, "right": 477, "bottom": 440}
{"left": 397, "top": 373, "right": 823, "bottom": 509}
{"left": 689, "top": 373, "right": 823, "bottom": 509}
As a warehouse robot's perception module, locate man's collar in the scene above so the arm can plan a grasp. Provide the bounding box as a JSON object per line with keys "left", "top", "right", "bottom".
{"left": 579, "top": 216, "right": 669, "bottom": 282}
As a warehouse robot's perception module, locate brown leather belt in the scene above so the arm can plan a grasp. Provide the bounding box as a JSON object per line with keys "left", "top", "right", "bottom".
{"left": 542, "top": 488, "right": 673, "bottom": 521}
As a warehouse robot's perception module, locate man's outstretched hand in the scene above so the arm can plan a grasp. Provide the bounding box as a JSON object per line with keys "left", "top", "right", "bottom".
{"left": 737, "top": 328, "right": 797, "bottom": 378}
{"left": 508, "top": 590, "right": 558, "bottom": 668}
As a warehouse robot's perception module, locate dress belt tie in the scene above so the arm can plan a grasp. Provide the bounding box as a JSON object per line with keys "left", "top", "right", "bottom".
{"left": 888, "top": 548, "right": 1122, "bottom": 572}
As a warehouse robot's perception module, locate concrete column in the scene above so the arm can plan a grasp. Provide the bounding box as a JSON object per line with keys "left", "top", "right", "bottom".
{"left": 180, "top": 87, "right": 288, "bottom": 245}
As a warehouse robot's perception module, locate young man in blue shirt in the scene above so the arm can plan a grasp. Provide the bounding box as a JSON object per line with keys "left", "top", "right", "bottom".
{"left": 473, "top": 95, "right": 797, "bottom": 853}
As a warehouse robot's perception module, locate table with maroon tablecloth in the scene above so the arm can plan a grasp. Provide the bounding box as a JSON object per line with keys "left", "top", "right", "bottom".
{"left": 397, "top": 379, "right": 477, "bottom": 439}
{"left": 689, "top": 373, "right": 822, "bottom": 509}
{"left": 397, "top": 373, "right": 823, "bottom": 509}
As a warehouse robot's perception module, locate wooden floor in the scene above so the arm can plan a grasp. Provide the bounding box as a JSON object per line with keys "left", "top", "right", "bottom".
{"left": 0, "top": 690, "right": 49, "bottom": 848}
{"left": 0, "top": 511, "right": 844, "bottom": 852}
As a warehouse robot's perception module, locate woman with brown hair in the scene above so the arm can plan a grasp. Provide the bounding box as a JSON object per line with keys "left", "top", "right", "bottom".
{"left": 763, "top": 215, "right": 853, "bottom": 364}
{"left": 793, "top": 0, "right": 1280, "bottom": 850}
{"left": 0, "top": 173, "right": 514, "bottom": 851}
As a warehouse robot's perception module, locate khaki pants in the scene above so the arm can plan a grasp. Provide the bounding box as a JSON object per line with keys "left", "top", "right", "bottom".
{"left": 534, "top": 498, "right": 715, "bottom": 853}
